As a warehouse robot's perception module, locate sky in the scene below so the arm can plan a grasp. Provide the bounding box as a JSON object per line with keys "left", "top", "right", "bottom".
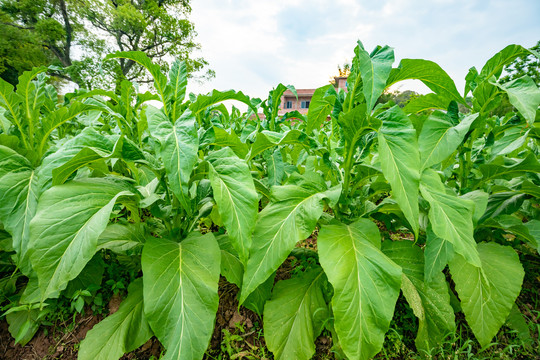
{"left": 186, "top": 0, "right": 540, "bottom": 101}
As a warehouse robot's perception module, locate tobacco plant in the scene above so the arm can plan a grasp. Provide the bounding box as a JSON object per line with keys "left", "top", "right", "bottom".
{"left": 0, "top": 42, "right": 538, "bottom": 360}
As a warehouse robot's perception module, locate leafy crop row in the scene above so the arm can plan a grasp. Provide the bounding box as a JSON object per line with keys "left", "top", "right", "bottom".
{"left": 0, "top": 41, "right": 539, "bottom": 360}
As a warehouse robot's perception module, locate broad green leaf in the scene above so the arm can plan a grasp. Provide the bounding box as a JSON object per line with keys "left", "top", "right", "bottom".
{"left": 216, "top": 234, "right": 243, "bottom": 287}
{"left": 6, "top": 307, "right": 43, "bottom": 346}
{"left": 520, "top": 180, "right": 540, "bottom": 198}
{"left": 493, "top": 76, "right": 540, "bottom": 125}
{"left": 264, "top": 269, "right": 328, "bottom": 360}
{"left": 357, "top": 43, "right": 394, "bottom": 112}
{"left": 205, "top": 126, "right": 249, "bottom": 159}
{"left": 29, "top": 179, "right": 132, "bottom": 300}
{"left": 420, "top": 169, "right": 480, "bottom": 267}
{"left": 78, "top": 279, "right": 153, "bottom": 360}
{"left": 243, "top": 272, "right": 276, "bottom": 316}
{"left": 268, "top": 83, "right": 296, "bottom": 124}
{"left": 480, "top": 191, "right": 526, "bottom": 222}
{"left": 51, "top": 136, "right": 145, "bottom": 186}
{"left": 459, "top": 190, "right": 489, "bottom": 226}
{"left": 97, "top": 223, "right": 146, "bottom": 253}
{"left": 142, "top": 233, "right": 220, "bottom": 360}
{"left": 378, "top": 106, "right": 420, "bottom": 236}
{"left": 449, "top": 243, "right": 524, "bottom": 347}
{"left": 147, "top": 106, "right": 198, "bottom": 212}
{"left": 208, "top": 147, "right": 258, "bottom": 263}
{"left": 38, "top": 128, "right": 115, "bottom": 189}
{"left": 491, "top": 125, "right": 530, "bottom": 158}
{"left": 51, "top": 146, "right": 113, "bottom": 186}
{"left": 480, "top": 154, "right": 540, "bottom": 182}
{"left": 217, "top": 233, "right": 275, "bottom": 315}
{"left": 0, "top": 146, "right": 38, "bottom": 273}
{"left": 239, "top": 183, "right": 341, "bottom": 304}
{"left": 403, "top": 93, "right": 451, "bottom": 113}
{"left": 307, "top": 85, "right": 336, "bottom": 133}
{"left": 478, "top": 45, "right": 531, "bottom": 82}
{"left": 418, "top": 111, "right": 478, "bottom": 170}
{"left": 265, "top": 149, "right": 285, "bottom": 187}
{"left": 318, "top": 220, "right": 401, "bottom": 360}
{"left": 37, "top": 102, "right": 104, "bottom": 156}
{"left": 382, "top": 241, "right": 455, "bottom": 352}
{"left": 165, "top": 59, "right": 188, "bottom": 122}
{"left": 424, "top": 226, "right": 454, "bottom": 283}
{"left": 386, "top": 59, "right": 465, "bottom": 104}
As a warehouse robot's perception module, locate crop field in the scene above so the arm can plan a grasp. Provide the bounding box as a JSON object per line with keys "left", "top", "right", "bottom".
{"left": 0, "top": 41, "right": 539, "bottom": 360}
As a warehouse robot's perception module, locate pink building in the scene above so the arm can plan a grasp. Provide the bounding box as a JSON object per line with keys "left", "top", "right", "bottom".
{"left": 278, "top": 76, "right": 348, "bottom": 116}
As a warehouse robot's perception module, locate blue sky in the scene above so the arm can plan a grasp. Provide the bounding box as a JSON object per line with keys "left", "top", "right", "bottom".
{"left": 187, "top": 0, "right": 540, "bottom": 100}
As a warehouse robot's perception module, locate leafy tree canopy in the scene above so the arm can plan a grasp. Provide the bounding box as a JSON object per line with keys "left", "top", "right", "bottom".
{"left": 0, "top": 0, "right": 213, "bottom": 89}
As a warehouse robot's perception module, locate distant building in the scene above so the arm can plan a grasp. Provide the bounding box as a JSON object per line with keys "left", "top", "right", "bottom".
{"left": 278, "top": 76, "right": 348, "bottom": 116}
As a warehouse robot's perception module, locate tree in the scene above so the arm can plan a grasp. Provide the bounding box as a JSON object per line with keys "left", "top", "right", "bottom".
{"left": 500, "top": 40, "right": 540, "bottom": 86}
{"left": 0, "top": 0, "right": 212, "bottom": 89}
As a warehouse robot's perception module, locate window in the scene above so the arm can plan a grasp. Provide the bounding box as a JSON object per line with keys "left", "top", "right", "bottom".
{"left": 285, "top": 101, "right": 292, "bottom": 109}
{"left": 301, "top": 100, "right": 310, "bottom": 109}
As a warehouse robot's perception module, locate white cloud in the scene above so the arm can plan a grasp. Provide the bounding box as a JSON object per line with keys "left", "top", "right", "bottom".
{"left": 187, "top": 0, "right": 540, "bottom": 103}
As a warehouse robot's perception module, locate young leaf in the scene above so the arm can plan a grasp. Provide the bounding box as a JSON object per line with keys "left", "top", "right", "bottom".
{"left": 142, "top": 232, "right": 220, "bottom": 360}
{"left": 208, "top": 147, "right": 258, "bottom": 264}
{"left": 419, "top": 169, "right": 480, "bottom": 267}
{"left": 306, "top": 85, "right": 336, "bottom": 133}
{"left": 382, "top": 241, "right": 455, "bottom": 352}
{"left": 78, "top": 279, "right": 153, "bottom": 360}
{"left": 264, "top": 269, "right": 328, "bottom": 360}
{"left": 189, "top": 89, "right": 255, "bottom": 116}
{"left": 357, "top": 43, "right": 395, "bottom": 113}
{"left": 239, "top": 183, "right": 341, "bottom": 304}
{"left": 146, "top": 106, "right": 198, "bottom": 212}
{"left": 105, "top": 51, "right": 168, "bottom": 111}
{"left": 265, "top": 149, "right": 285, "bottom": 187}
{"left": 378, "top": 106, "right": 420, "bottom": 236}
{"left": 165, "top": 59, "right": 188, "bottom": 123}
{"left": 318, "top": 220, "right": 401, "bottom": 360}
{"left": 28, "top": 179, "right": 132, "bottom": 300}
{"left": 0, "top": 78, "right": 28, "bottom": 147}
{"left": 449, "top": 243, "right": 524, "bottom": 347}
